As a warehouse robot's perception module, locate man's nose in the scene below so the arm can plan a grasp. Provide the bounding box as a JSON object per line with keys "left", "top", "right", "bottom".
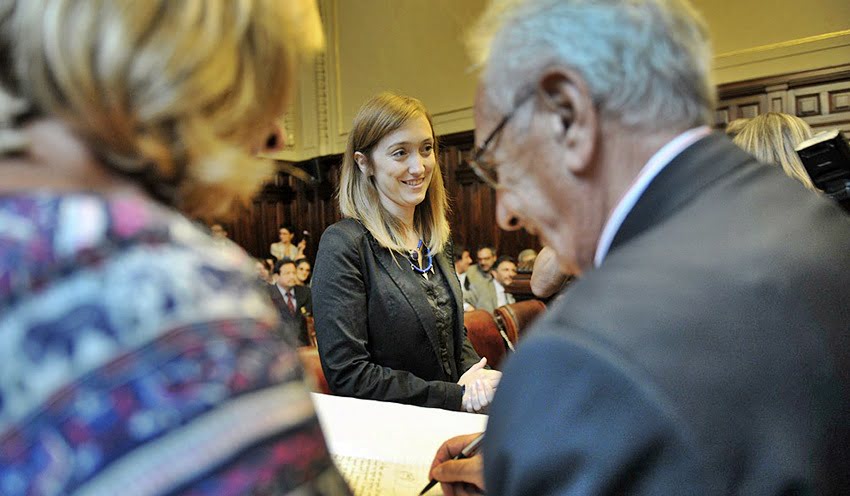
{"left": 496, "top": 191, "right": 522, "bottom": 231}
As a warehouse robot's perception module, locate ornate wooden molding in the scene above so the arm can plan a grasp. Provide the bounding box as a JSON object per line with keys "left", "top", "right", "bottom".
{"left": 718, "top": 64, "right": 850, "bottom": 99}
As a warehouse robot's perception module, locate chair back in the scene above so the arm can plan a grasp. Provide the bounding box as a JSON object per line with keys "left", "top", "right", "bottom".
{"left": 305, "top": 315, "right": 317, "bottom": 347}
{"left": 494, "top": 299, "right": 546, "bottom": 343}
{"left": 464, "top": 309, "right": 509, "bottom": 370}
{"left": 297, "top": 346, "right": 331, "bottom": 394}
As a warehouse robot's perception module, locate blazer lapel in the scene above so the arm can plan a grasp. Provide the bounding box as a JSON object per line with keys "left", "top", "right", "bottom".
{"left": 369, "top": 236, "right": 441, "bottom": 361}
{"left": 435, "top": 248, "right": 464, "bottom": 329}
{"left": 268, "top": 285, "right": 287, "bottom": 317}
{"left": 610, "top": 133, "right": 752, "bottom": 255}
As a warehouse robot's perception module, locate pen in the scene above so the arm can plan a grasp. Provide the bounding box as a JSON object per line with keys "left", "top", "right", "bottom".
{"left": 418, "top": 433, "right": 485, "bottom": 495}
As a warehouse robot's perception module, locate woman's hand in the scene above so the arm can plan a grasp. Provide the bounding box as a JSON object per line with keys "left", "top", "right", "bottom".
{"left": 429, "top": 433, "right": 486, "bottom": 496}
{"left": 458, "top": 358, "right": 502, "bottom": 412}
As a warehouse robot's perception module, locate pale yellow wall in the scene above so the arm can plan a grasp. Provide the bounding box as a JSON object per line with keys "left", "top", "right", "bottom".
{"left": 268, "top": 0, "right": 850, "bottom": 162}
{"left": 694, "top": 0, "right": 850, "bottom": 84}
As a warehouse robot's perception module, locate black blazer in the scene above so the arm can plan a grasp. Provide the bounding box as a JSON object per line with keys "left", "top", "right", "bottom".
{"left": 312, "top": 219, "right": 481, "bottom": 410}
{"left": 484, "top": 134, "right": 850, "bottom": 495}
{"left": 268, "top": 284, "right": 312, "bottom": 346}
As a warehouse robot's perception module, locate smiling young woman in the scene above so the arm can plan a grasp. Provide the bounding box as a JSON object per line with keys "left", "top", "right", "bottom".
{"left": 312, "top": 93, "right": 501, "bottom": 412}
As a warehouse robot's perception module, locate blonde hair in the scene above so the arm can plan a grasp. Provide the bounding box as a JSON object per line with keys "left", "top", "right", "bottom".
{"left": 733, "top": 112, "right": 815, "bottom": 190}
{"left": 724, "top": 118, "right": 750, "bottom": 139}
{"left": 338, "top": 93, "right": 450, "bottom": 255}
{"left": 0, "top": 0, "right": 323, "bottom": 218}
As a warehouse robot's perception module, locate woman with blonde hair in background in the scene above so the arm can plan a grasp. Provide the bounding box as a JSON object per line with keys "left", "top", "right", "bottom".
{"left": 734, "top": 112, "right": 816, "bottom": 190}
{"left": 0, "top": 1, "right": 351, "bottom": 494}
{"left": 313, "top": 93, "right": 501, "bottom": 412}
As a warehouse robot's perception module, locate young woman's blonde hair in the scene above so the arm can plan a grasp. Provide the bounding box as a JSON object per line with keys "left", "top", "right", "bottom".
{"left": 733, "top": 112, "right": 816, "bottom": 190}
{"left": 0, "top": 0, "right": 323, "bottom": 218}
{"left": 338, "top": 93, "right": 451, "bottom": 255}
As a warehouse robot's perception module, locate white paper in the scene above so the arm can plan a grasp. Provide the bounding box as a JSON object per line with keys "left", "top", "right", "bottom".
{"left": 332, "top": 455, "right": 440, "bottom": 496}
{"left": 311, "top": 393, "right": 488, "bottom": 495}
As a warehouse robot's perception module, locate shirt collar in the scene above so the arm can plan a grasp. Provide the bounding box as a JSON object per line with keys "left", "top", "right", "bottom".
{"left": 593, "top": 126, "right": 712, "bottom": 268}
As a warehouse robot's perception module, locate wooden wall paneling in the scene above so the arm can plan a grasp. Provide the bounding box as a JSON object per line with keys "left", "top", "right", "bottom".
{"left": 438, "top": 131, "right": 542, "bottom": 259}
{"left": 718, "top": 64, "right": 850, "bottom": 128}
{"left": 785, "top": 80, "right": 850, "bottom": 138}
{"left": 765, "top": 83, "right": 789, "bottom": 113}
{"left": 715, "top": 106, "right": 731, "bottom": 127}
{"left": 831, "top": 88, "right": 850, "bottom": 113}
{"left": 795, "top": 92, "right": 822, "bottom": 117}
{"left": 714, "top": 94, "right": 768, "bottom": 126}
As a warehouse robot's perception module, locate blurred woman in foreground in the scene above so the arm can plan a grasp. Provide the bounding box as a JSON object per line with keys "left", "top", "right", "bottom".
{"left": 0, "top": 1, "right": 350, "bottom": 494}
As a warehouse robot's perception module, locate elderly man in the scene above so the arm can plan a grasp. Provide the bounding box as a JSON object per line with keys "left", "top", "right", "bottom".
{"left": 429, "top": 0, "right": 850, "bottom": 495}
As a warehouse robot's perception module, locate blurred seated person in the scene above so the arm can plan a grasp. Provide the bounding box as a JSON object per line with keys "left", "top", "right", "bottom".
{"left": 255, "top": 258, "right": 274, "bottom": 284}
{"left": 734, "top": 112, "right": 816, "bottom": 190}
{"left": 268, "top": 258, "right": 313, "bottom": 346}
{"left": 312, "top": 93, "right": 500, "bottom": 412}
{"left": 453, "top": 243, "right": 476, "bottom": 311}
{"left": 0, "top": 0, "right": 350, "bottom": 494}
{"left": 295, "top": 257, "right": 312, "bottom": 286}
{"left": 466, "top": 245, "right": 497, "bottom": 289}
{"left": 270, "top": 223, "right": 305, "bottom": 260}
{"left": 516, "top": 248, "right": 537, "bottom": 272}
{"left": 210, "top": 222, "right": 228, "bottom": 240}
{"left": 209, "top": 222, "right": 233, "bottom": 250}
{"left": 468, "top": 255, "right": 517, "bottom": 312}
{"left": 724, "top": 117, "right": 750, "bottom": 139}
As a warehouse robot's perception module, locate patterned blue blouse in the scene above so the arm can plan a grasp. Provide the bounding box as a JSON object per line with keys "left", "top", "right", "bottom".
{"left": 0, "top": 193, "right": 350, "bottom": 495}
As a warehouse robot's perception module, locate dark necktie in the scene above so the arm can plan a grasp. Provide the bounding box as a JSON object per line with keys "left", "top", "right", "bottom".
{"left": 286, "top": 291, "right": 296, "bottom": 316}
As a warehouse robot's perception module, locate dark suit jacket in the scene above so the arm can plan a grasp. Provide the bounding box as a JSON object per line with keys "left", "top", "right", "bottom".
{"left": 484, "top": 134, "right": 850, "bottom": 495}
{"left": 268, "top": 284, "right": 312, "bottom": 346}
{"left": 312, "top": 219, "right": 481, "bottom": 410}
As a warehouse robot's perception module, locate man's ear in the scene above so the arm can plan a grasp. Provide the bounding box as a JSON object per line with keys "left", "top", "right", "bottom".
{"left": 536, "top": 67, "right": 597, "bottom": 174}
{"left": 354, "top": 151, "right": 371, "bottom": 175}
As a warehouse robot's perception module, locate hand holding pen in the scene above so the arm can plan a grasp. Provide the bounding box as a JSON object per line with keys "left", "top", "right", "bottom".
{"left": 423, "top": 432, "right": 486, "bottom": 495}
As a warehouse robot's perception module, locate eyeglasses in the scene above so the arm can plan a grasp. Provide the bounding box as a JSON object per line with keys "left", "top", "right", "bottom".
{"left": 467, "top": 91, "right": 535, "bottom": 189}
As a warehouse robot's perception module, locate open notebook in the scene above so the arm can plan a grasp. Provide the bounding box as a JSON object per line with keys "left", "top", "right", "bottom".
{"left": 312, "top": 393, "right": 488, "bottom": 496}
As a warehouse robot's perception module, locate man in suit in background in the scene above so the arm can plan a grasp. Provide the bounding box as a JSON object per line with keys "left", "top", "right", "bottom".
{"left": 465, "top": 245, "right": 497, "bottom": 299}
{"left": 429, "top": 0, "right": 850, "bottom": 494}
{"left": 269, "top": 258, "right": 313, "bottom": 346}
{"left": 468, "top": 255, "right": 517, "bottom": 313}
{"left": 453, "top": 244, "right": 475, "bottom": 311}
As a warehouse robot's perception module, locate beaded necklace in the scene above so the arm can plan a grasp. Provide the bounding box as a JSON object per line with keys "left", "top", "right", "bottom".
{"left": 408, "top": 239, "right": 434, "bottom": 276}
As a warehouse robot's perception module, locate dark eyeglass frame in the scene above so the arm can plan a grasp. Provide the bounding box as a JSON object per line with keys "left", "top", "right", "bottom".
{"left": 467, "top": 91, "right": 535, "bottom": 189}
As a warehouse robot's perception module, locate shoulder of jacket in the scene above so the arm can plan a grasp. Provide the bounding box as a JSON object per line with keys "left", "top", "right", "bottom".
{"left": 324, "top": 218, "right": 371, "bottom": 244}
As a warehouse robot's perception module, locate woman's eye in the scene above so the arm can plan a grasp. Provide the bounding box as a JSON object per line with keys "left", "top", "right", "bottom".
{"left": 422, "top": 143, "right": 434, "bottom": 153}
{"left": 392, "top": 149, "right": 407, "bottom": 158}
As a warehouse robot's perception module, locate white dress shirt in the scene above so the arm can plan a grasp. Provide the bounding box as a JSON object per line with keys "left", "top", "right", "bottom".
{"left": 494, "top": 279, "right": 514, "bottom": 308}
{"left": 594, "top": 126, "right": 712, "bottom": 268}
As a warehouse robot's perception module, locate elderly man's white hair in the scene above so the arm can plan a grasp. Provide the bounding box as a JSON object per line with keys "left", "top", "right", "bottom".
{"left": 468, "top": 0, "right": 716, "bottom": 130}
